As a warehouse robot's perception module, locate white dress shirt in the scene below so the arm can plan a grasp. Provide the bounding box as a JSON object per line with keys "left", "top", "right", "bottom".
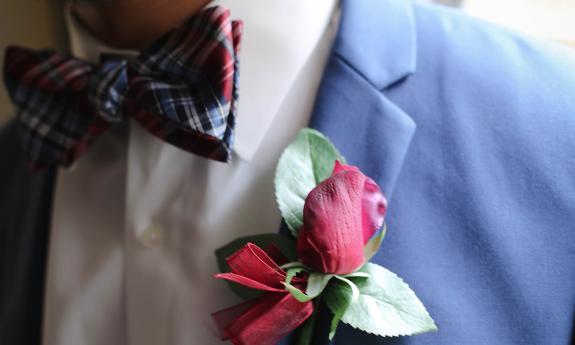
{"left": 43, "top": 1, "right": 339, "bottom": 344}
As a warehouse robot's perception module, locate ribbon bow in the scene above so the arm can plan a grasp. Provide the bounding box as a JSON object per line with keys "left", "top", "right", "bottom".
{"left": 213, "top": 243, "right": 314, "bottom": 345}
{"left": 3, "top": 6, "right": 242, "bottom": 169}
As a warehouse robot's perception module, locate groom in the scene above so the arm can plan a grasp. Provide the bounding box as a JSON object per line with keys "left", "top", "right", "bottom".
{"left": 1, "top": 0, "right": 575, "bottom": 344}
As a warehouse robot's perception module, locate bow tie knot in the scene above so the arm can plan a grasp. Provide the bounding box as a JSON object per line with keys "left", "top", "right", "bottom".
{"left": 88, "top": 60, "right": 129, "bottom": 123}
{"left": 3, "top": 6, "right": 243, "bottom": 169}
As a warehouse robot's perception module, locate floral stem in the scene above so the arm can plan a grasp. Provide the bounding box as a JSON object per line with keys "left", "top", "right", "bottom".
{"left": 296, "top": 298, "right": 320, "bottom": 345}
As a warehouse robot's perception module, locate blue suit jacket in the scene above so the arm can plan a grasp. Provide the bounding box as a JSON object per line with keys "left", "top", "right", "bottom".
{"left": 295, "top": 0, "right": 575, "bottom": 344}
{"left": 1, "top": 0, "right": 575, "bottom": 344}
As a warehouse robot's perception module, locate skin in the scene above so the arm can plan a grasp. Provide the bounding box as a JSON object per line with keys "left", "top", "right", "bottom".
{"left": 72, "top": 0, "right": 212, "bottom": 49}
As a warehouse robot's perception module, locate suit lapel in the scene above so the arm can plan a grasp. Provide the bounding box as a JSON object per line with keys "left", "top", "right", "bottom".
{"left": 309, "top": 55, "right": 416, "bottom": 199}
{"left": 281, "top": 1, "right": 419, "bottom": 343}
{"left": 0, "top": 120, "right": 56, "bottom": 345}
{"left": 309, "top": 0, "right": 417, "bottom": 199}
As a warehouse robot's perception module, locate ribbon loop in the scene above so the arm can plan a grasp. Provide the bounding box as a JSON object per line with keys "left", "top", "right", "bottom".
{"left": 213, "top": 243, "right": 314, "bottom": 345}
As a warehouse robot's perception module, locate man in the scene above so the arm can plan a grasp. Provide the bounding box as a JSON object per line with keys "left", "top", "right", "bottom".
{"left": 1, "top": 0, "right": 574, "bottom": 345}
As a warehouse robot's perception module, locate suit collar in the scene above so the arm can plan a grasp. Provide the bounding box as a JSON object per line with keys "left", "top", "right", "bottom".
{"left": 309, "top": 0, "right": 417, "bottom": 199}
{"left": 332, "top": 0, "right": 417, "bottom": 89}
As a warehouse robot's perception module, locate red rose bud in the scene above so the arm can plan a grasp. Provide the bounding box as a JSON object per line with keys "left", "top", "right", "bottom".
{"left": 297, "top": 161, "right": 387, "bottom": 274}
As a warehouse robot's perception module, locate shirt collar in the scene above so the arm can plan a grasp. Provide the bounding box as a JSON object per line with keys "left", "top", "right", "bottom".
{"left": 65, "top": 7, "right": 135, "bottom": 63}
{"left": 66, "top": 1, "right": 338, "bottom": 161}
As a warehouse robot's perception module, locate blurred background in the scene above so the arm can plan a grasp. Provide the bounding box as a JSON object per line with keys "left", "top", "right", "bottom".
{"left": 0, "top": 0, "right": 66, "bottom": 125}
{"left": 0, "top": 0, "right": 574, "bottom": 124}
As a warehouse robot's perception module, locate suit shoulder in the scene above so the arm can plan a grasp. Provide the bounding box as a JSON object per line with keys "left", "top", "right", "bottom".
{"left": 412, "top": 1, "right": 575, "bottom": 88}
{"left": 389, "top": 3, "right": 575, "bottom": 186}
{"left": 408, "top": 2, "right": 575, "bottom": 122}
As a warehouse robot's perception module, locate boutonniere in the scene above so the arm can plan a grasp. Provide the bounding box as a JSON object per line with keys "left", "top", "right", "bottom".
{"left": 212, "top": 129, "right": 436, "bottom": 345}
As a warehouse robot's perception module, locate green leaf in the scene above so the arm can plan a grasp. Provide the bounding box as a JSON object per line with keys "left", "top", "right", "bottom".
{"left": 274, "top": 128, "right": 346, "bottom": 236}
{"left": 284, "top": 273, "right": 334, "bottom": 303}
{"left": 285, "top": 267, "right": 306, "bottom": 284}
{"left": 342, "top": 271, "right": 371, "bottom": 279}
{"left": 284, "top": 272, "right": 335, "bottom": 303}
{"left": 283, "top": 282, "right": 311, "bottom": 302}
{"left": 306, "top": 273, "right": 334, "bottom": 298}
{"left": 364, "top": 223, "right": 387, "bottom": 262}
{"left": 324, "top": 263, "right": 437, "bottom": 337}
{"left": 280, "top": 261, "right": 309, "bottom": 270}
{"left": 326, "top": 275, "right": 361, "bottom": 340}
{"left": 327, "top": 293, "right": 349, "bottom": 340}
{"left": 333, "top": 275, "right": 360, "bottom": 303}
{"left": 215, "top": 233, "right": 297, "bottom": 300}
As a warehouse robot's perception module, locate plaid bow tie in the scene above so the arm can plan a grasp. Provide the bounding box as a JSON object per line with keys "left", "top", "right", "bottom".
{"left": 3, "top": 6, "right": 242, "bottom": 169}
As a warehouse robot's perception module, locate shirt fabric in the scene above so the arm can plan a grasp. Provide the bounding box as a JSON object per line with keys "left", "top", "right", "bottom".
{"left": 43, "top": 1, "right": 339, "bottom": 344}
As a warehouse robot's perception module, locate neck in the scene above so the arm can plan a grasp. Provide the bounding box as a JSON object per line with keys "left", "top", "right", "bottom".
{"left": 72, "top": 0, "right": 211, "bottom": 50}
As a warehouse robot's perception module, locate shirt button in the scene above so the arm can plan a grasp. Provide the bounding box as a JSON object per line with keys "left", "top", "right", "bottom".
{"left": 138, "top": 224, "right": 165, "bottom": 249}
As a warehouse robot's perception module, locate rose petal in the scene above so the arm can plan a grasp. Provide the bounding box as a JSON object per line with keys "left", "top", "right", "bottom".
{"left": 333, "top": 160, "right": 359, "bottom": 174}
{"left": 361, "top": 176, "right": 387, "bottom": 243}
{"left": 332, "top": 161, "right": 386, "bottom": 243}
{"left": 297, "top": 169, "right": 366, "bottom": 274}
{"left": 297, "top": 161, "right": 387, "bottom": 274}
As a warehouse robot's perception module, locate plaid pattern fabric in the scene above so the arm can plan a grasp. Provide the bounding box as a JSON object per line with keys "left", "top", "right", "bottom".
{"left": 3, "top": 6, "right": 242, "bottom": 169}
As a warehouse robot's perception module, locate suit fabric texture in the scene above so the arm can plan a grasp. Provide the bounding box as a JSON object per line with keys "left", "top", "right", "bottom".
{"left": 2, "top": 0, "right": 575, "bottom": 344}
{"left": 0, "top": 121, "right": 55, "bottom": 344}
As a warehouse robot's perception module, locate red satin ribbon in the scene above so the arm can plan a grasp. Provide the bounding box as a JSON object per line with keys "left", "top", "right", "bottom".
{"left": 213, "top": 243, "right": 313, "bottom": 345}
